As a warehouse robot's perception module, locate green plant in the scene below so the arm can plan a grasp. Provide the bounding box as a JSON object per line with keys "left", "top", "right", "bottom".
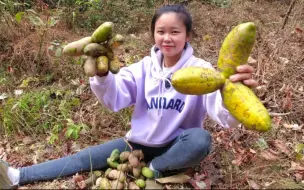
{"left": 65, "top": 119, "right": 88, "bottom": 140}
{"left": 202, "top": 0, "right": 231, "bottom": 8}
{"left": 0, "top": 89, "right": 81, "bottom": 138}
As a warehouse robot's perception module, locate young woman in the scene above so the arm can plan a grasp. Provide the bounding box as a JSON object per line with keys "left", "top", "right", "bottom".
{"left": 0, "top": 4, "right": 258, "bottom": 188}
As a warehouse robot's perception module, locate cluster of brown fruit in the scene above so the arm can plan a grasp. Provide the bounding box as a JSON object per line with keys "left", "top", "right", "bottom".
{"left": 86, "top": 149, "right": 154, "bottom": 189}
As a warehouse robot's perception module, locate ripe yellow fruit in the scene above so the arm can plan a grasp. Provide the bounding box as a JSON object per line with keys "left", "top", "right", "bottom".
{"left": 171, "top": 67, "right": 226, "bottom": 95}
{"left": 217, "top": 22, "right": 256, "bottom": 78}
{"left": 221, "top": 80, "right": 271, "bottom": 132}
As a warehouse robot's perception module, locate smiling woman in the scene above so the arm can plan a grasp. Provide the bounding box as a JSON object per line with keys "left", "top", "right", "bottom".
{"left": 0, "top": 4, "right": 258, "bottom": 189}
{"left": 153, "top": 12, "right": 189, "bottom": 67}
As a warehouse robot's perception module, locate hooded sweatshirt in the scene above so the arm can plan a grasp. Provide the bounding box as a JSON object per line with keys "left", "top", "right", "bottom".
{"left": 90, "top": 43, "right": 239, "bottom": 147}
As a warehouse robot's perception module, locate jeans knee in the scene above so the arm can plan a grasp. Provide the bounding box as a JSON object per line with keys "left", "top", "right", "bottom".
{"left": 186, "top": 128, "right": 212, "bottom": 155}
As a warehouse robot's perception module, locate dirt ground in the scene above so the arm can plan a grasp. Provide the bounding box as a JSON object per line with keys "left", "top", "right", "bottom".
{"left": 1, "top": 0, "right": 304, "bottom": 189}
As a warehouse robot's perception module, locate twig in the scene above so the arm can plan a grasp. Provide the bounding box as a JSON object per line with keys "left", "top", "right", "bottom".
{"left": 281, "top": 0, "right": 296, "bottom": 29}
{"left": 269, "top": 112, "right": 291, "bottom": 116}
{"left": 124, "top": 137, "right": 133, "bottom": 151}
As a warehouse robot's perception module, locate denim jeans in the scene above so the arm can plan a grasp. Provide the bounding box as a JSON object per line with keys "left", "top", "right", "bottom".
{"left": 19, "top": 128, "right": 212, "bottom": 185}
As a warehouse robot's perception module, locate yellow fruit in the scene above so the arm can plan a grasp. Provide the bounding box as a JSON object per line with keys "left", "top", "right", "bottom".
{"left": 171, "top": 67, "right": 226, "bottom": 95}
{"left": 91, "top": 22, "right": 113, "bottom": 43}
{"left": 109, "top": 55, "right": 121, "bottom": 74}
{"left": 83, "top": 43, "right": 108, "bottom": 57}
{"left": 97, "top": 56, "right": 109, "bottom": 74}
{"left": 83, "top": 56, "right": 97, "bottom": 77}
{"left": 217, "top": 22, "right": 256, "bottom": 78}
{"left": 62, "top": 36, "right": 92, "bottom": 56}
{"left": 99, "top": 178, "right": 111, "bottom": 190}
{"left": 221, "top": 80, "right": 271, "bottom": 132}
{"left": 108, "top": 34, "right": 125, "bottom": 49}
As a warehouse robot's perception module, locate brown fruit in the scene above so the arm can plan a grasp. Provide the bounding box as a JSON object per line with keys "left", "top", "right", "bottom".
{"left": 119, "top": 151, "right": 130, "bottom": 163}
{"left": 132, "top": 150, "right": 144, "bottom": 160}
{"left": 132, "top": 167, "right": 141, "bottom": 178}
{"left": 128, "top": 153, "right": 139, "bottom": 168}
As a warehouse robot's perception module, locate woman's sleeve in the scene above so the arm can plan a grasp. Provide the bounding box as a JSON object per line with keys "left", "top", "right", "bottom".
{"left": 89, "top": 60, "right": 144, "bottom": 112}
{"left": 204, "top": 90, "right": 240, "bottom": 128}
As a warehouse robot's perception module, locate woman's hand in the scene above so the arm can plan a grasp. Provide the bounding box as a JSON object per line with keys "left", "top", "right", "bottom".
{"left": 229, "top": 65, "right": 258, "bottom": 88}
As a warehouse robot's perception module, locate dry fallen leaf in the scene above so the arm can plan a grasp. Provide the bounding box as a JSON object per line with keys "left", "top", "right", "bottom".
{"left": 22, "top": 136, "right": 34, "bottom": 145}
{"left": 260, "top": 150, "right": 279, "bottom": 161}
{"left": 77, "top": 180, "right": 86, "bottom": 189}
{"left": 270, "top": 140, "right": 290, "bottom": 155}
{"left": 73, "top": 173, "right": 85, "bottom": 182}
{"left": 294, "top": 173, "right": 303, "bottom": 183}
{"left": 156, "top": 173, "right": 190, "bottom": 184}
{"left": 188, "top": 178, "right": 211, "bottom": 190}
{"left": 232, "top": 154, "right": 243, "bottom": 166}
{"left": 247, "top": 56, "right": 257, "bottom": 64}
{"left": 283, "top": 123, "right": 302, "bottom": 131}
{"left": 247, "top": 179, "right": 260, "bottom": 189}
{"left": 145, "top": 179, "right": 163, "bottom": 189}
{"left": 290, "top": 161, "right": 304, "bottom": 171}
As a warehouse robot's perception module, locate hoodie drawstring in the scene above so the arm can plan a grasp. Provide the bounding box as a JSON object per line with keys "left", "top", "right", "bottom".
{"left": 151, "top": 69, "right": 172, "bottom": 117}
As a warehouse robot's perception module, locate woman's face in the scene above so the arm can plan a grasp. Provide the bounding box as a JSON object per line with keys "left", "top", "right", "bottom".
{"left": 154, "top": 12, "right": 189, "bottom": 62}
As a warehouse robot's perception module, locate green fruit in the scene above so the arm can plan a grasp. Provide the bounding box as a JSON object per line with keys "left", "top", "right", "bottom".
{"left": 83, "top": 43, "right": 108, "bottom": 57}
{"left": 96, "top": 56, "right": 109, "bottom": 74}
{"left": 107, "top": 158, "right": 119, "bottom": 168}
{"left": 108, "top": 34, "right": 125, "bottom": 49}
{"left": 104, "top": 168, "right": 112, "bottom": 178}
{"left": 217, "top": 22, "right": 256, "bottom": 78}
{"left": 141, "top": 167, "right": 154, "bottom": 179}
{"left": 171, "top": 67, "right": 226, "bottom": 95}
{"left": 91, "top": 22, "right": 114, "bottom": 43}
{"left": 135, "top": 179, "right": 146, "bottom": 188}
{"left": 109, "top": 56, "right": 121, "bottom": 74}
{"left": 106, "top": 49, "right": 114, "bottom": 60}
{"left": 109, "top": 149, "right": 120, "bottom": 162}
{"left": 221, "top": 80, "right": 271, "bottom": 132}
{"left": 62, "top": 36, "right": 92, "bottom": 56}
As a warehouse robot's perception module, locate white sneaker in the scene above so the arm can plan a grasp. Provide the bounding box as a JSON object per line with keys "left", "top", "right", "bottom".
{"left": 0, "top": 160, "right": 15, "bottom": 189}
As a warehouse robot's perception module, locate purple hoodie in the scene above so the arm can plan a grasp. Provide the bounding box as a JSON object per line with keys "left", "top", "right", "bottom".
{"left": 90, "top": 43, "right": 239, "bottom": 147}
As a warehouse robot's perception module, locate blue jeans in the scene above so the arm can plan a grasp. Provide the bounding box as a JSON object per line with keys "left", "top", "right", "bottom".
{"left": 19, "top": 128, "right": 211, "bottom": 185}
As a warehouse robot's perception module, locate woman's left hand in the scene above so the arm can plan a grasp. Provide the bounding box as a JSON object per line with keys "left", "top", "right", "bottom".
{"left": 228, "top": 65, "right": 258, "bottom": 88}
